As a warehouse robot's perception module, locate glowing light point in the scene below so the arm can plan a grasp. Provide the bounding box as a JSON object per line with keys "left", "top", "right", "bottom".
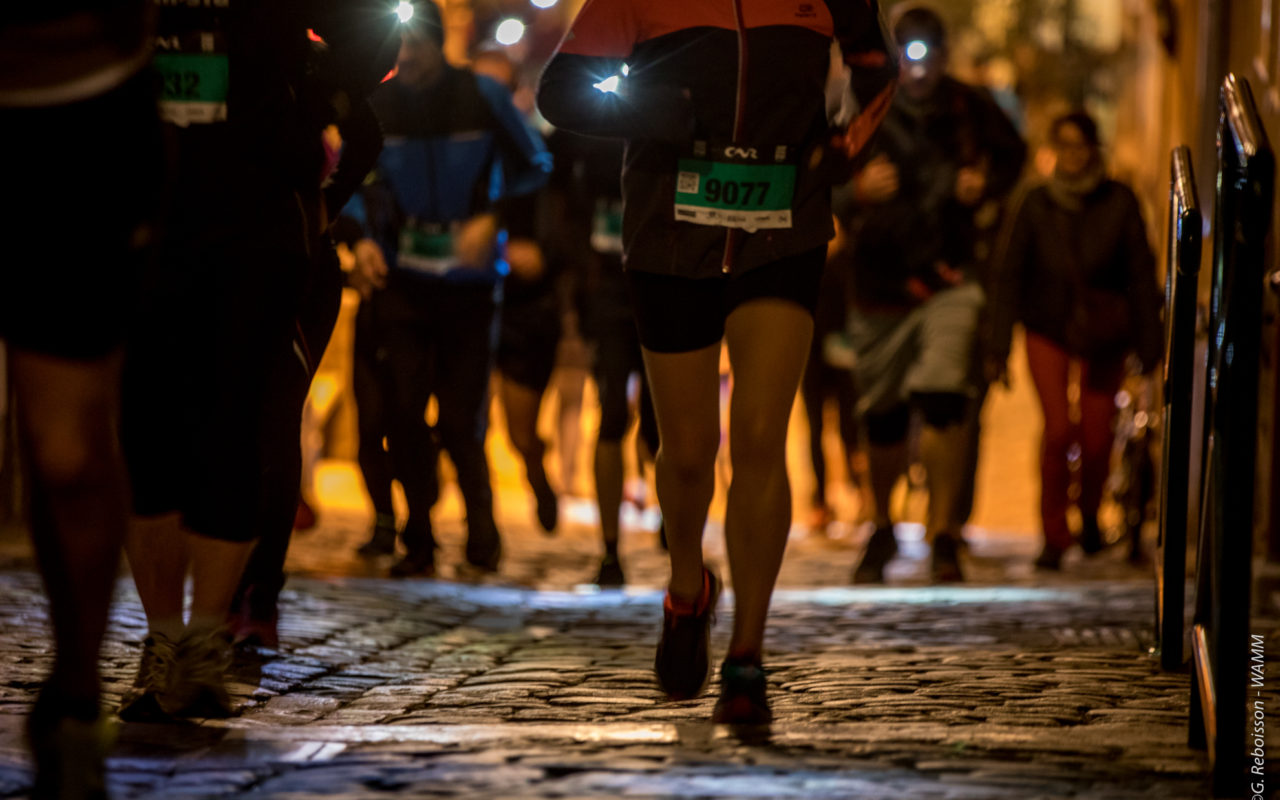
{"left": 622, "top": 64, "right": 630, "bottom": 76}
{"left": 905, "top": 40, "right": 928, "bottom": 62}
{"left": 395, "top": 1, "right": 414, "bottom": 23}
{"left": 495, "top": 18, "right": 526, "bottom": 46}
{"left": 531, "top": 0, "right": 559, "bottom": 8}
{"left": 593, "top": 75, "right": 621, "bottom": 94}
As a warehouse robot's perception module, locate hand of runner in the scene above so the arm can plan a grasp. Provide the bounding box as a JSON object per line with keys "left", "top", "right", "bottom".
{"left": 506, "top": 238, "right": 545, "bottom": 281}
{"left": 984, "top": 354, "right": 1011, "bottom": 389}
{"left": 456, "top": 213, "right": 499, "bottom": 270}
{"left": 855, "top": 154, "right": 899, "bottom": 204}
{"left": 955, "top": 165, "right": 987, "bottom": 206}
{"left": 351, "top": 238, "right": 388, "bottom": 298}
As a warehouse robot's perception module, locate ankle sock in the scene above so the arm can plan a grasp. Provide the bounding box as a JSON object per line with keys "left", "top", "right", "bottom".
{"left": 666, "top": 569, "right": 711, "bottom": 616}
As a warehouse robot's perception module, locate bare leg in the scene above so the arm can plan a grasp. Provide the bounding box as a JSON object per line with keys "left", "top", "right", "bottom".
{"left": 11, "top": 350, "right": 130, "bottom": 709}
{"left": 866, "top": 441, "right": 907, "bottom": 528}
{"left": 500, "top": 376, "right": 556, "bottom": 529}
{"left": 594, "top": 439, "right": 625, "bottom": 555}
{"left": 722, "top": 300, "right": 813, "bottom": 659}
{"left": 553, "top": 359, "right": 588, "bottom": 495}
{"left": 641, "top": 343, "right": 721, "bottom": 603}
{"left": 920, "top": 423, "right": 968, "bottom": 544}
{"left": 186, "top": 534, "right": 256, "bottom": 631}
{"left": 124, "top": 514, "right": 188, "bottom": 640}
{"left": 125, "top": 515, "right": 257, "bottom": 634}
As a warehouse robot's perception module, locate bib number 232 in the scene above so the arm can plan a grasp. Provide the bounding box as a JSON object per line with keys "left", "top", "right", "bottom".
{"left": 155, "top": 52, "right": 229, "bottom": 127}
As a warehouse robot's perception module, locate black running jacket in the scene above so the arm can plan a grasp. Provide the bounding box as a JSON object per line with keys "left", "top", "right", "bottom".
{"left": 537, "top": 0, "right": 897, "bottom": 278}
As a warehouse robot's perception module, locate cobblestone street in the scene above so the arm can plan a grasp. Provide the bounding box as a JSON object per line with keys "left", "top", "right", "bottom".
{"left": 1, "top": 506, "right": 1274, "bottom": 799}
{"left": 0, "top": 355, "right": 1274, "bottom": 798}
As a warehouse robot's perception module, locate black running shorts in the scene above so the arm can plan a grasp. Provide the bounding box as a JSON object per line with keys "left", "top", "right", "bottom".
{"left": 122, "top": 242, "right": 307, "bottom": 542}
{"left": 1, "top": 71, "right": 163, "bottom": 360}
{"left": 625, "top": 246, "right": 826, "bottom": 354}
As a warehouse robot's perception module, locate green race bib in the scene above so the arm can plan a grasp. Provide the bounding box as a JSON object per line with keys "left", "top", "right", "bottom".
{"left": 591, "top": 198, "right": 624, "bottom": 255}
{"left": 674, "top": 143, "right": 796, "bottom": 231}
{"left": 155, "top": 52, "right": 228, "bottom": 127}
{"left": 398, "top": 224, "right": 457, "bottom": 275}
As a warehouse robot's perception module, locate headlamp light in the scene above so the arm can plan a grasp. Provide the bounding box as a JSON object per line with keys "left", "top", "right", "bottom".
{"left": 395, "top": 1, "right": 414, "bottom": 24}
{"left": 905, "top": 40, "right": 929, "bottom": 62}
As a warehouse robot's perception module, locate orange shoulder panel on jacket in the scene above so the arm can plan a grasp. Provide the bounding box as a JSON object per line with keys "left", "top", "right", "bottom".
{"left": 565, "top": 0, "right": 836, "bottom": 50}
{"left": 557, "top": 0, "right": 640, "bottom": 58}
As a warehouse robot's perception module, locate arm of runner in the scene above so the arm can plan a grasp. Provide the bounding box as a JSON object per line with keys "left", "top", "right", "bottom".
{"left": 536, "top": 0, "right": 694, "bottom": 142}
{"left": 985, "top": 184, "right": 1034, "bottom": 387}
{"left": 455, "top": 212, "right": 500, "bottom": 271}
{"left": 829, "top": 0, "right": 899, "bottom": 163}
{"left": 323, "top": 98, "right": 383, "bottom": 218}
{"left": 475, "top": 74, "right": 553, "bottom": 198}
{"left": 976, "top": 88, "right": 1028, "bottom": 201}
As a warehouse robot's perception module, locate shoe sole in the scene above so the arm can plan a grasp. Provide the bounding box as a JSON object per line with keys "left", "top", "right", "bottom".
{"left": 118, "top": 692, "right": 172, "bottom": 723}
{"left": 161, "top": 686, "right": 233, "bottom": 719}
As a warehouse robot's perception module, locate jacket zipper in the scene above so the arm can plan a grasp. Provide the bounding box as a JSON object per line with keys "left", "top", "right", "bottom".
{"left": 722, "top": 0, "right": 749, "bottom": 274}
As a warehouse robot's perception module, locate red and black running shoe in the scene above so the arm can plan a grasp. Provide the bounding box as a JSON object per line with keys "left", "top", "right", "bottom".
{"left": 654, "top": 567, "right": 721, "bottom": 700}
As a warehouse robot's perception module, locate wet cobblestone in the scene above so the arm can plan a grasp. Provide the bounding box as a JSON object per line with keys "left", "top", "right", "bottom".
{"left": 0, "top": 564, "right": 1274, "bottom": 798}
{"left": 0, "top": 506, "right": 1277, "bottom": 798}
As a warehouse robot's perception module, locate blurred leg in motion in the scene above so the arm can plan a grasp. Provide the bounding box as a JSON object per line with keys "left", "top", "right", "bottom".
{"left": 590, "top": 326, "right": 646, "bottom": 585}
{"left": 1078, "top": 356, "right": 1126, "bottom": 554}
{"left": 1025, "top": 332, "right": 1074, "bottom": 564}
{"left": 14, "top": 353, "right": 130, "bottom": 716}
{"left": 353, "top": 300, "right": 399, "bottom": 555}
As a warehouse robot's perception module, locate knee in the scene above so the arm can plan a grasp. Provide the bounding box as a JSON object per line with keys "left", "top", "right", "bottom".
{"left": 436, "top": 417, "right": 483, "bottom": 455}
{"left": 597, "top": 403, "right": 629, "bottom": 443}
{"left": 729, "top": 414, "right": 787, "bottom": 470}
{"left": 863, "top": 405, "right": 910, "bottom": 446}
{"left": 25, "top": 422, "right": 113, "bottom": 491}
{"left": 507, "top": 424, "right": 542, "bottom": 458}
{"left": 913, "top": 392, "right": 968, "bottom": 430}
{"left": 658, "top": 429, "right": 719, "bottom": 483}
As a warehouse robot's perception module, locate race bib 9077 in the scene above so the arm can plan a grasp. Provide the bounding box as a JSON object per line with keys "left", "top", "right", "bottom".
{"left": 673, "top": 142, "right": 796, "bottom": 232}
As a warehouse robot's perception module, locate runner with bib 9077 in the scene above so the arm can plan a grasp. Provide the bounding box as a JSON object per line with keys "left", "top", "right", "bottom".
{"left": 538, "top": 0, "right": 899, "bottom": 725}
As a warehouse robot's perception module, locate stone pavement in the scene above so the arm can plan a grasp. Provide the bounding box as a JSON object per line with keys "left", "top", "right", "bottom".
{"left": 0, "top": 509, "right": 1276, "bottom": 799}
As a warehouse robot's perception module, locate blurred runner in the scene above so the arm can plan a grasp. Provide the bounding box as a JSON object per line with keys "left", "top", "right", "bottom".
{"left": 841, "top": 7, "right": 1025, "bottom": 584}
{"left": 475, "top": 48, "right": 562, "bottom": 536}
{"left": 119, "top": 0, "right": 397, "bottom": 721}
{"left": 350, "top": 0, "right": 552, "bottom": 577}
{"left": 544, "top": 129, "right": 660, "bottom": 586}
{"left": 1, "top": 3, "right": 162, "bottom": 795}
{"left": 229, "top": 98, "right": 390, "bottom": 649}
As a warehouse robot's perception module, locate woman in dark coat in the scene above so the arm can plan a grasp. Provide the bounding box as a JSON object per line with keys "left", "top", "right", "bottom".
{"left": 987, "top": 111, "right": 1162, "bottom": 570}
